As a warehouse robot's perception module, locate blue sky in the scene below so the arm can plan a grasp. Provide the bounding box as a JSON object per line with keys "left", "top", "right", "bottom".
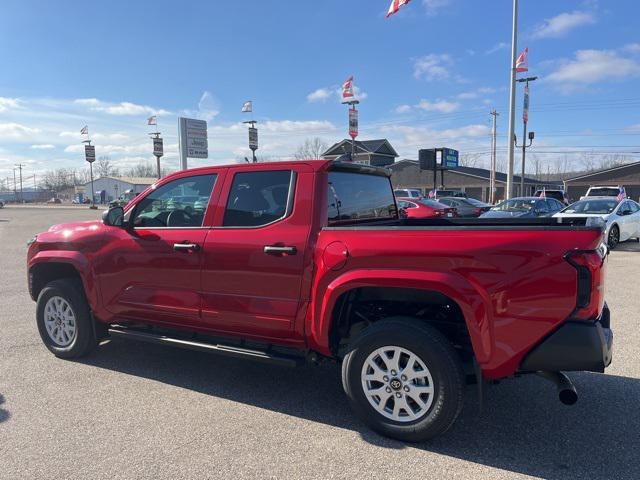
{"left": 1, "top": 0, "right": 639, "bottom": 181}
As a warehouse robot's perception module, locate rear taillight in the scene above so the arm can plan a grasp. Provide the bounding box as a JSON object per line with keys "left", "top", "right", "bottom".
{"left": 473, "top": 208, "right": 482, "bottom": 216}
{"left": 565, "top": 247, "right": 606, "bottom": 320}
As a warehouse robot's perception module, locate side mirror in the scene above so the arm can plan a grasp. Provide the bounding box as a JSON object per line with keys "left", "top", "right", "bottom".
{"left": 103, "top": 206, "right": 125, "bottom": 227}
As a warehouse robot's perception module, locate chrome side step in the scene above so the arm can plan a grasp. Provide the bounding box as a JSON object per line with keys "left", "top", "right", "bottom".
{"left": 107, "top": 326, "right": 302, "bottom": 368}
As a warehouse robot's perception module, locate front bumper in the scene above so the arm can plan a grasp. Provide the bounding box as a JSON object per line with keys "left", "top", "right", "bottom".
{"left": 520, "top": 304, "right": 613, "bottom": 373}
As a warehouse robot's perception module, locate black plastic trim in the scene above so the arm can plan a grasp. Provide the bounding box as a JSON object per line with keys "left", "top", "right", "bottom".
{"left": 519, "top": 305, "right": 613, "bottom": 373}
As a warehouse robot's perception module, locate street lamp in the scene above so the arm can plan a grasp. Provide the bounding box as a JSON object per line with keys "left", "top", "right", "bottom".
{"left": 515, "top": 76, "right": 538, "bottom": 196}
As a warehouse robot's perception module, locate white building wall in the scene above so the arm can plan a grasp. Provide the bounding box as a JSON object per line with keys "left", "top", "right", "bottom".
{"left": 85, "top": 178, "right": 149, "bottom": 203}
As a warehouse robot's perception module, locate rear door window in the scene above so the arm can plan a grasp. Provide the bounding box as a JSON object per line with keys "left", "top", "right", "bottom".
{"left": 223, "top": 170, "right": 294, "bottom": 227}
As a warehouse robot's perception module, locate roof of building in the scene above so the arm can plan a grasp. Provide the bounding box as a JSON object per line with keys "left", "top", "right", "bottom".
{"left": 564, "top": 160, "right": 640, "bottom": 182}
{"left": 389, "top": 159, "right": 559, "bottom": 185}
{"left": 88, "top": 176, "right": 158, "bottom": 186}
{"left": 323, "top": 139, "right": 399, "bottom": 158}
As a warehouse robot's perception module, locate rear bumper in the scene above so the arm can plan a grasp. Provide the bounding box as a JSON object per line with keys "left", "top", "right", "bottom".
{"left": 519, "top": 304, "right": 613, "bottom": 373}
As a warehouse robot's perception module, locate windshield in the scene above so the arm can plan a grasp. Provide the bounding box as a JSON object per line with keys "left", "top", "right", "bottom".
{"left": 492, "top": 198, "right": 538, "bottom": 212}
{"left": 562, "top": 199, "right": 618, "bottom": 214}
{"left": 587, "top": 187, "right": 619, "bottom": 197}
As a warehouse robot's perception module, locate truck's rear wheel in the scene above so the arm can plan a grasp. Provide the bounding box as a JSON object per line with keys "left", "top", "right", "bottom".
{"left": 36, "top": 279, "right": 96, "bottom": 358}
{"left": 341, "top": 318, "right": 464, "bottom": 442}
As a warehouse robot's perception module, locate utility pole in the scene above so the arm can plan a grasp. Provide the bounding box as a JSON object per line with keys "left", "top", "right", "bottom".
{"left": 490, "top": 110, "right": 499, "bottom": 203}
{"left": 516, "top": 76, "right": 537, "bottom": 196}
{"left": 13, "top": 168, "right": 17, "bottom": 203}
{"left": 506, "top": 0, "right": 519, "bottom": 199}
{"left": 15, "top": 164, "right": 24, "bottom": 203}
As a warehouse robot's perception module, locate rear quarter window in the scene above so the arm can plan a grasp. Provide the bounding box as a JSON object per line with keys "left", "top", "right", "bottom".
{"left": 328, "top": 172, "right": 397, "bottom": 224}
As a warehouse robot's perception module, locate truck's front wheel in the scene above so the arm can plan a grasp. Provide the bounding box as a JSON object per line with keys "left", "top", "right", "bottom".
{"left": 36, "top": 279, "right": 96, "bottom": 359}
{"left": 341, "top": 318, "right": 464, "bottom": 442}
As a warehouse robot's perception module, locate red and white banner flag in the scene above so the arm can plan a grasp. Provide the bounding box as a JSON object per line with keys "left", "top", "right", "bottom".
{"left": 387, "top": 0, "right": 411, "bottom": 17}
{"left": 147, "top": 116, "right": 157, "bottom": 125}
{"left": 516, "top": 47, "right": 528, "bottom": 73}
{"left": 342, "top": 76, "right": 355, "bottom": 103}
{"left": 80, "top": 125, "right": 88, "bottom": 135}
{"left": 241, "top": 101, "right": 252, "bottom": 113}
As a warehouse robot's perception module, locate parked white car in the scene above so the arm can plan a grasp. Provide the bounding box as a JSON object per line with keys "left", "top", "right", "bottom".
{"left": 553, "top": 197, "right": 640, "bottom": 249}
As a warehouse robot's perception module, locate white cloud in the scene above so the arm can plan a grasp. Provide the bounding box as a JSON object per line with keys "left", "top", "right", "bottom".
{"left": 181, "top": 91, "right": 220, "bottom": 122}
{"left": 546, "top": 48, "right": 640, "bottom": 90}
{"left": 626, "top": 124, "right": 640, "bottom": 133}
{"left": 30, "top": 144, "right": 55, "bottom": 150}
{"left": 307, "top": 85, "right": 367, "bottom": 103}
{"left": 388, "top": 124, "right": 491, "bottom": 149}
{"left": 532, "top": 10, "right": 596, "bottom": 39}
{"left": 261, "top": 120, "right": 336, "bottom": 133}
{"left": 457, "top": 86, "right": 496, "bottom": 100}
{"left": 623, "top": 43, "right": 640, "bottom": 54}
{"left": 74, "top": 98, "right": 101, "bottom": 106}
{"left": 413, "top": 54, "right": 454, "bottom": 81}
{"left": 415, "top": 99, "right": 460, "bottom": 113}
{"left": 395, "top": 104, "right": 413, "bottom": 114}
{"left": 307, "top": 88, "right": 333, "bottom": 103}
{"left": 422, "top": 0, "right": 452, "bottom": 16}
{"left": 74, "top": 97, "right": 170, "bottom": 116}
{"left": 0, "top": 122, "right": 40, "bottom": 139}
{"left": 0, "top": 97, "right": 21, "bottom": 112}
{"left": 485, "top": 42, "right": 509, "bottom": 55}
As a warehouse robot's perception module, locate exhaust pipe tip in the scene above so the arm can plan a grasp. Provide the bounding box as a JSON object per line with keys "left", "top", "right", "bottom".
{"left": 559, "top": 387, "right": 578, "bottom": 405}
{"left": 537, "top": 371, "right": 578, "bottom": 405}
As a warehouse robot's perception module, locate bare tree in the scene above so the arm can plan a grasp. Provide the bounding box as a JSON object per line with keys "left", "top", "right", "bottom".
{"left": 96, "top": 156, "right": 119, "bottom": 178}
{"left": 294, "top": 138, "right": 328, "bottom": 160}
{"left": 458, "top": 153, "right": 484, "bottom": 168}
{"left": 123, "top": 162, "right": 156, "bottom": 178}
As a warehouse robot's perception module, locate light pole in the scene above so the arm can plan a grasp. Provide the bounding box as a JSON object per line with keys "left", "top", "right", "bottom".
{"left": 516, "top": 76, "right": 537, "bottom": 195}
{"left": 15, "top": 164, "right": 24, "bottom": 203}
{"left": 506, "top": 0, "right": 519, "bottom": 199}
{"left": 490, "top": 110, "right": 499, "bottom": 203}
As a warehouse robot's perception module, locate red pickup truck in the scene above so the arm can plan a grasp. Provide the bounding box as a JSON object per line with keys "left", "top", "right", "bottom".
{"left": 27, "top": 160, "right": 613, "bottom": 441}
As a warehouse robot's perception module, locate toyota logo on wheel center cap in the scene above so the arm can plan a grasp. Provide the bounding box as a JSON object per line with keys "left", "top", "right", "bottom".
{"left": 390, "top": 378, "right": 402, "bottom": 390}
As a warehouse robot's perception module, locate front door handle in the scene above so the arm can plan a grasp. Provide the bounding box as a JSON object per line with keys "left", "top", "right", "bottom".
{"left": 173, "top": 242, "right": 200, "bottom": 252}
{"left": 264, "top": 245, "right": 297, "bottom": 255}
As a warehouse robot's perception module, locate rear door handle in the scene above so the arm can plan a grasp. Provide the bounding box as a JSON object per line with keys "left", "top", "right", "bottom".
{"left": 264, "top": 245, "right": 297, "bottom": 255}
{"left": 173, "top": 242, "right": 200, "bottom": 252}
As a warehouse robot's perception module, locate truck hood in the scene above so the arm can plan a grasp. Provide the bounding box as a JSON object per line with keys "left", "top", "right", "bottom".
{"left": 48, "top": 220, "right": 103, "bottom": 234}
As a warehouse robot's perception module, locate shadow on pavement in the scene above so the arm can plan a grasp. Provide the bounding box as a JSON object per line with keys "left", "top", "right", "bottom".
{"left": 81, "top": 340, "right": 640, "bottom": 479}
{"left": 0, "top": 394, "right": 9, "bottom": 423}
{"left": 614, "top": 240, "right": 640, "bottom": 252}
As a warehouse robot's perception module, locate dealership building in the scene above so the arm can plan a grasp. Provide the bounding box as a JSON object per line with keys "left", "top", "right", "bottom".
{"left": 388, "top": 159, "right": 559, "bottom": 202}
{"left": 563, "top": 161, "right": 640, "bottom": 202}
{"left": 83, "top": 176, "right": 156, "bottom": 204}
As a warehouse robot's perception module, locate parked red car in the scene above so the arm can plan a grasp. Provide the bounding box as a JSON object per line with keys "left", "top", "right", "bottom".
{"left": 397, "top": 197, "right": 457, "bottom": 219}
{"left": 27, "top": 160, "right": 612, "bottom": 442}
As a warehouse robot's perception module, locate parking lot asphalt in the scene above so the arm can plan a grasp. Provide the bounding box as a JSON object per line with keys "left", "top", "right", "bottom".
{"left": 1, "top": 206, "right": 639, "bottom": 480}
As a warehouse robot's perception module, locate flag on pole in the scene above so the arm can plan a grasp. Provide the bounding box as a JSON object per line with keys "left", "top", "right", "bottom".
{"left": 242, "top": 101, "right": 252, "bottom": 113}
{"left": 80, "top": 125, "right": 88, "bottom": 135}
{"left": 516, "top": 47, "right": 529, "bottom": 73}
{"left": 147, "top": 116, "right": 157, "bottom": 125}
{"left": 342, "top": 76, "right": 355, "bottom": 103}
{"left": 539, "top": 187, "right": 546, "bottom": 199}
{"left": 387, "top": 0, "right": 411, "bottom": 17}
{"left": 617, "top": 186, "right": 627, "bottom": 201}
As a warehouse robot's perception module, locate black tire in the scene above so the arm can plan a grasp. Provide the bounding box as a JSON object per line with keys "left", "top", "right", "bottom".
{"left": 36, "top": 278, "right": 96, "bottom": 358}
{"left": 341, "top": 317, "right": 464, "bottom": 442}
{"left": 608, "top": 224, "right": 620, "bottom": 249}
